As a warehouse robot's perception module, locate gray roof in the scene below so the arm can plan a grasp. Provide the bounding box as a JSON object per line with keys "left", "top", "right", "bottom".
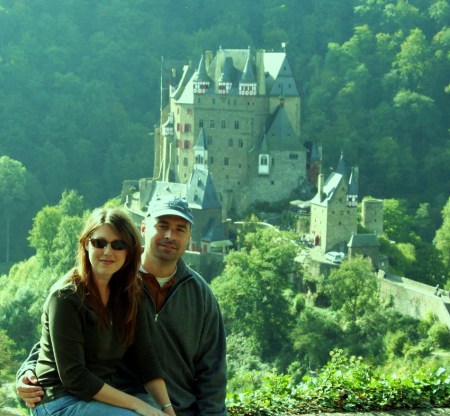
{"left": 259, "top": 105, "right": 301, "bottom": 152}
{"left": 348, "top": 167, "right": 358, "bottom": 196}
{"left": 336, "top": 151, "right": 347, "bottom": 177}
{"left": 219, "top": 56, "right": 234, "bottom": 83}
{"left": 310, "top": 172, "right": 344, "bottom": 207}
{"left": 241, "top": 51, "right": 256, "bottom": 83}
{"left": 186, "top": 167, "right": 221, "bottom": 209}
{"left": 194, "top": 54, "right": 210, "bottom": 82}
{"left": 348, "top": 234, "right": 380, "bottom": 248}
{"left": 201, "top": 217, "right": 227, "bottom": 242}
{"left": 194, "top": 128, "right": 207, "bottom": 150}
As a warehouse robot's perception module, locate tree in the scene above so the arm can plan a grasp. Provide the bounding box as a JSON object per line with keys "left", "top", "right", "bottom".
{"left": 211, "top": 227, "right": 300, "bottom": 365}
{"left": 28, "top": 190, "right": 86, "bottom": 267}
{"left": 0, "top": 156, "right": 27, "bottom": 262}
{"left": 322, "top": 256, "right": 380, "bottom": 326}
{"left": 434, "top": 196, "right": 450, "bottom": 275}
{"left": 382, "top": 198, "right": 417, "bottom": 243}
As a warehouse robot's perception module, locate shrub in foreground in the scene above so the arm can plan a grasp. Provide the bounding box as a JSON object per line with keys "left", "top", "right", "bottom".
{"left": 226, "top": 349, "right": 450, "bottom": 415}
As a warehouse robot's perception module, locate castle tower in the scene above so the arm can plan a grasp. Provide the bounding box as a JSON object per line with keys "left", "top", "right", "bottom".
{"left": 362, "top": 198, "right": 384, "bottom": 234}
{"left": 309, "top": 153, "right": 358, "bottom": 253}
{"left": 193, "top": 54, "right": 211, "bottom": 95}
{"left": 156, "top": 47, "right": 307, "bottom": 218}
{"left": 194, "top": 128, "right": 208, "bottom": 170}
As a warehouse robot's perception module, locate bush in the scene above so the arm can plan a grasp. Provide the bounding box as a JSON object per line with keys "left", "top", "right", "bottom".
{"left": 226, "top": 349, "right": 450, "bottom": 415}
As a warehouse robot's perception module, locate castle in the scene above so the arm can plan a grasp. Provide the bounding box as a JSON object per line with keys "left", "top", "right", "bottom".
{"left": 121, "top": 46, "right": 381, "bottom": 275}
{"left": 153, "top": 47, "right": 309, "bottom": 218}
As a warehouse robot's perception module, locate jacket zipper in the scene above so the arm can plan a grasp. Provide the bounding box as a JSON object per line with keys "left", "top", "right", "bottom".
{"left": 152, "top": 276, "right": 192, "bottom": 322}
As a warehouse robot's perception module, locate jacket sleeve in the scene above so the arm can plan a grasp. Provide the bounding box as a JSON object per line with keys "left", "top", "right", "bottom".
{"left": 16, "top": 342, "right": 41, "bottom": 381}
{"left": 45, "top": 291, "right": 105, "bottom": 400}
{"left": 194, "top": 288, "right": 227, "bottom": 415}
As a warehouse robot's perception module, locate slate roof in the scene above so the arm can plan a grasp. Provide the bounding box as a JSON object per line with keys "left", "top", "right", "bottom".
{"left": 348, "top": 234, "right": 380, "bottom": 248}
{"left": 194, "top": 128, "right": 207, "bottom": 150}
{"left": 256, "top": 105, "right": 301, "bottom": 152}
{"left": 186, "top": 167, "right": 221, "bottom": 210}
{"left": 202, "top": 216, "right": 227, "bottom": 242}
{"left": 310, "top": 172, "right": 344, "bottom": 207}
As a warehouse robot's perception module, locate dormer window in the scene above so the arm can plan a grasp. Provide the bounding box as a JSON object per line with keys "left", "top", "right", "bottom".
{"left": 258, "top": 154, "right": 270, "bottom": 175}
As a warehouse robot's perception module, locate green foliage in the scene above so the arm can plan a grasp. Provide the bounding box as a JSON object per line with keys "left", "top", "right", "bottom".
{"left": 212, "top": 227, "right": 300, "bottom": 364}
{"left": 322, "top": 256, "right": 379, "bottom": 325}
{"left": 435, "top": 196, "right": 450, "bottom": 273}
{"left": 227, "top": 349, "right": 450, "bottom": 415}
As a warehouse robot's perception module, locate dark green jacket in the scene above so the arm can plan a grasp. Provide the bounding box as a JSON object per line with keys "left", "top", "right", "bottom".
{"left": 35, "top": 281, "right": 163, "bottom": 403}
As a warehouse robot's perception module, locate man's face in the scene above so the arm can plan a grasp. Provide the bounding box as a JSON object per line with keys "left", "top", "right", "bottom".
{"left": 143, "top": 215, "right": 191, "bottom": 263}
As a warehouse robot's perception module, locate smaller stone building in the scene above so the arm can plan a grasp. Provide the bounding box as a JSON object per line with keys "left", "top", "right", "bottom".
{"left": 309, "top": 153, "right": 358, "bottom": 253}
{"left": 347, "top": 233, "right": 380, "bottom": 267}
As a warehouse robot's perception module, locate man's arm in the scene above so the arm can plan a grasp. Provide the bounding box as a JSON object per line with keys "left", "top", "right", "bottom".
{"left": 195, "top": 295, "right": 227, "bottom": 415}
{"left": 16, "top": 343, "right": 44, "bottom": 408}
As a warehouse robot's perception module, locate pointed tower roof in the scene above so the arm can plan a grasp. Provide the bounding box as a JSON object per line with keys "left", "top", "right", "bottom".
{"left": 186, "top": 167, "right": 221, "bottom": 209}
{"left": 194, "top": 53, "right": 209, "bottom": 82}
{"left": 219, "top": 56, "right": 234, "bottom": 83}
{"left": 201, "top": 216, "right": 228, "bottom": 243}
{"left": 240, "top": 48, "right": 256, "bottom": 83}
{"left": 348, "top": 166, "right": 358, "bottom": 196}
{"left": 261, "top": 105, "right": 301, "bottom": 152}
{"left": 194, "top": 127, "right": 207, "bottom": 150}
{"left": 336, "top": 151, "right": 347, "bottom": 177}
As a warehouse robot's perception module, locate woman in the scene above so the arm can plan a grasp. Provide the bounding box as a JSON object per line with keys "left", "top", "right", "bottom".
{"left": 31, "top": 208, "right": 176, "bottom": 415}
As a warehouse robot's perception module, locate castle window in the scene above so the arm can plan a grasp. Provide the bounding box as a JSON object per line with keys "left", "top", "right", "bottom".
{"left": 221, "top": 120, "right": 226, "bottom": 128}
{"left": 207, "top": 136, "right": 213, "bottom": 145}
{"left": 210, "top": 120, "right": 215, "bottom": 128}
{"left": 183, "top": 158, "right": 188, "bottom": 166}
{"left": 196, "top": 155, "right": 203, "bottom": 164}
{"left": 238, "top": 163, "right": 242, "bottom": 168}
{"left": 234, "top": 120, "right": 239, "bottom": 129}
{"left": 184, "top": 123, "right": 191, "bottom": 132}
{"left": 184, "top": 140, "right": 190, "bottom": 149}
{"left": 212, "top": 98, "right": 215, "bottom": 104}
{"left": 238, "top": 139, "right": 243, "bottom": 148}
{"left": 198, "top": 98, "right": 201, "bottom": 103}
{"left": 271, "top": 181, "right": 274, "bottom": 185}
{"left": 224, "top": 157, "right": 229, "bottom": 166}
{"left": 199, "top": 119, "right": 204, "bottom": 127}
{"left": 289, "top": 153, "right": 298, "bottom": 160}
{"left": 210, "top": 156, "right": 214, "bottom": 164}
{"left": 228, "top": 138, "right": 233, "bottom": 147}
{"left": 187, "top": 108, "right": 192, "bottom": 115}
{"left": 258, "top": 154, "right": 270, "bottom": 175}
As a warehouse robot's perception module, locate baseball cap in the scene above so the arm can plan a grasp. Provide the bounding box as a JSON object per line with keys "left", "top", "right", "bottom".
{"left": 146, "top": 196, "right": 194, "bottom": 224}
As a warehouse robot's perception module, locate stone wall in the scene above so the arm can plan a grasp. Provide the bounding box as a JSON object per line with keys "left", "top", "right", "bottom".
{"left": 378, "top": 275, "right": 450, "bottom": 329}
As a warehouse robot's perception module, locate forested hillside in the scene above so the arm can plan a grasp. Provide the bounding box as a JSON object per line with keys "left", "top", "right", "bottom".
{"left": 1, "top": 0, "right": 449, "bottom": 262}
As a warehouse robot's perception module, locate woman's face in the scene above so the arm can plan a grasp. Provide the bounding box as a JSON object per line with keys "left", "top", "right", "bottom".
{"left": 84, "top": 224, "right": 128, "bottom": 282}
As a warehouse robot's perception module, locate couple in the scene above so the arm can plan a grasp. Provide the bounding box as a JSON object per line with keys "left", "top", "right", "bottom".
{"left": 16, "top": 195, "right": 227, "bottom": 415}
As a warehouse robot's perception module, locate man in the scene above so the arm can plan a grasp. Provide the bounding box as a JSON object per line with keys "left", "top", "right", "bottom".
{"left": 16, "top": 196, "right": 227, "bottom": 415}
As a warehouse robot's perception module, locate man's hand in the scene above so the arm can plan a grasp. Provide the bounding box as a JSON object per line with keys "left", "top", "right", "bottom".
{"left": 16, "top": 370, "right": 44, "bottom": 408}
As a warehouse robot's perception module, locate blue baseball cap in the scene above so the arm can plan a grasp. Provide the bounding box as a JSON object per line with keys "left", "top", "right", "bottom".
{"left": 146, "top": 196, "right": 194, "bottom": 224}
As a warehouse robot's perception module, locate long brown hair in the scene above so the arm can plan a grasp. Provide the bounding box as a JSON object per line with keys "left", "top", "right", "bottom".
{"left": 72, "top": 207, "right": 142, "bottom": 347}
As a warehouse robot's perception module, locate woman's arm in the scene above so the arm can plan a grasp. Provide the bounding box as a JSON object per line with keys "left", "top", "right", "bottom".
{"left": 144, "top": 378, "right": 176, "bottom": 416}
{"left": 93, "top": 382, "right": 174, "bottom": 416}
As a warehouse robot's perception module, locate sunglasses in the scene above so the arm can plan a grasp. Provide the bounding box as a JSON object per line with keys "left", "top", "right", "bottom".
{"left": 89, "top": 238, "right": 128, "bottom": 251}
